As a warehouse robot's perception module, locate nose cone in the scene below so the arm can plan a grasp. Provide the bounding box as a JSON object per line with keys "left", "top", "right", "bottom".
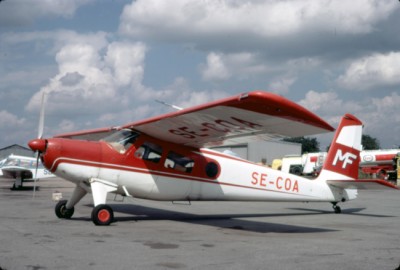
{"left": 28, "top": 139, "right": 47, "bottom": 152}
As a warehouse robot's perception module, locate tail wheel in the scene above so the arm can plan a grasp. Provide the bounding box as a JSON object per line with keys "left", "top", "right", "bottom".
{"left": 92, "top": 204, "right": 114, "bottom": 226}
{"left": 55, "top": 200, "right": 74, "bottom": 219}
{"left": 333, "top": 205, "right": 341, "bottom": 214}
{"left": 331, "top": 203, "right": 342, "bottom": 214}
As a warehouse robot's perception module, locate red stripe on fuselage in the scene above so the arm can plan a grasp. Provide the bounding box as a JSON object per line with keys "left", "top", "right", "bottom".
{"left": 51, "top": 157, "right": 315, "bottom": 198}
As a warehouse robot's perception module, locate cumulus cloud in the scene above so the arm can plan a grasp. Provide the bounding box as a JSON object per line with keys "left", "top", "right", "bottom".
{"left": 0, "top": 110, "right": 25, "bottom": 128}
{"left": 59, "top": 72, "right": 84, "bottom": 86}
{"left": 120, "top": 0, "right": 398, "bottom": 42}
{"left": 268, "top": 76, "right": 297, "bottom": 94}
{"left": 162, "top": 77, "right": 228, "bottom": 109}
{"left": 298, "top": 90, "right": 364, "bottom": 123}
{"left": 24, "top": 32, "right": 149, "bottom": 133}
{"left": 299, "top": 90, "right": 400, "bottom": 148}
{"left": 201, "top": 51, "right": 269, "bottom": 82}
{"left": 337, "top": 52, "right": 400, "bottom": 90}
{"left": 23, "top": 31, "right": 229, "bottom": 135}
{"left": 201, "top": 53, "right": 231, "bottom": 81}
{"left": 0, "top": 0, "right": 93, "bottom": 27}
{"left": 105, "top": 42, "right": 147, "bottom": 87}
{"left": 0, "top": 110, "right": 29, "bottom": 144}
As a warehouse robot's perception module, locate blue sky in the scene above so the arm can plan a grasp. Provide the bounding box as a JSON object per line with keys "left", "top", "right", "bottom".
{"left": 0, "top": 0, "right": 399, "bottom": 150}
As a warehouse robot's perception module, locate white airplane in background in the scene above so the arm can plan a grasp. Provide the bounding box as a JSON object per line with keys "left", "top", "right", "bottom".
{"left": 0, "top": 154, "right": 54, "bottom": 190}
{"left": 28, "top": 91, "right": 398, "bottom": 226}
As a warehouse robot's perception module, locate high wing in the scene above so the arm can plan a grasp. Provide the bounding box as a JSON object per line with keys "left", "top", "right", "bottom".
{"left": 56, "top": 91, "right": 335, "bottom": 148}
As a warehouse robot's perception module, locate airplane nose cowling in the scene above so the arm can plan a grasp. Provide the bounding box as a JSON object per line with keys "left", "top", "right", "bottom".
{"left": 28, "top": 139, "right": 47, "bottom": 152}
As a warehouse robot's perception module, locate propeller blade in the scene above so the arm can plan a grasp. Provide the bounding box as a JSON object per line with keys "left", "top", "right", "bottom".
{"left": 33, "top": 92, "right": 46, "bottom": 198}
{"left": 38, "top": 92, "right": 46, "bottom": 139}
{"left": 32, "top": 152, "right": 40, "bottom": 199}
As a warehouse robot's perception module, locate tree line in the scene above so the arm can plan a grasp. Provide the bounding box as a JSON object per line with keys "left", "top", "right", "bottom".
{"left": 283, "top": 134, "right": 384, "bottom": 154}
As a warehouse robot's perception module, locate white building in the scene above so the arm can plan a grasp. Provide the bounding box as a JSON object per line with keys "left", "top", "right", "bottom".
{"left": 212, "top": 140, "right": 301, "bottom": 166}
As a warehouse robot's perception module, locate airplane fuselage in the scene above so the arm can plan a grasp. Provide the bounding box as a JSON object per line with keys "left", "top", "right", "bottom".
{"left": 40, "top": 135, "right": 343, "bottom": 203}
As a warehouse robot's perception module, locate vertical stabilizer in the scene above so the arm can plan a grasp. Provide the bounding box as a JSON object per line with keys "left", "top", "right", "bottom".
{"left": 317, "top": 114, "right": 363, "bottom": 181}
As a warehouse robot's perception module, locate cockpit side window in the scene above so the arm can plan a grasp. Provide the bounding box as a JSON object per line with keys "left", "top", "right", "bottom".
{"left": 164, "top": 151, "right": 194, "bottom": 173}
{"left": 102, "top": 129, "right": 140, "bottom": 154}
{"left": 134, "top": 142, "right": 163, "bottom": 163}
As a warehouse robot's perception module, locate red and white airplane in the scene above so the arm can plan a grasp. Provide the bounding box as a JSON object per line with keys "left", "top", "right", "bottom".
{"left": 28, "top": 91, "right": 398, "bottom": 226}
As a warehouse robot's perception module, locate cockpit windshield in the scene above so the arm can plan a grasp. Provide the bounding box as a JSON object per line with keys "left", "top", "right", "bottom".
{"left": 101, "top": 129, "right": 140, "bottom": 153}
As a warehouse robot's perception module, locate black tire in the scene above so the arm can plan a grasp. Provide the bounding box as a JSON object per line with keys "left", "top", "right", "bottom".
{"left": 334, "top": 206, "right": 341, "bottom": 214}
{"left": 55, "top": 200, "right": 74, "bottom": 219}
{"left": 91, "top": 204, "right": 114, "bottom": 226}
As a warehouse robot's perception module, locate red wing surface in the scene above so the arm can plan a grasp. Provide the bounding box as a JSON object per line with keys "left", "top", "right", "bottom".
{"left": 122, "top": 91, "right": 334, "bottom": 148}
{"left": 55, "top": 91, "right": 334, "bottom": 147}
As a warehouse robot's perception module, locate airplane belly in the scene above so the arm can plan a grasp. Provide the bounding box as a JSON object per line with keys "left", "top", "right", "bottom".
{"left": 144, "top": 175, "right": 191, "bottom": 200}
{"left": 117, "top": 169, "right": 157, "bottom": 199}
{"left": 54, "top": 163, "right": 100, "bottom": 184}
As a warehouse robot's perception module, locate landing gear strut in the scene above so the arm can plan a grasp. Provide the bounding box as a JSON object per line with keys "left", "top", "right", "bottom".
{"left": 331, "top": 202, "right": 341, "bottom": 214}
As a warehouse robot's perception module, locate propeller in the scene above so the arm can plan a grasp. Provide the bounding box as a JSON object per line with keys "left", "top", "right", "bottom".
{"left": 32, "top": 92, "right": 47, "bottom": 199}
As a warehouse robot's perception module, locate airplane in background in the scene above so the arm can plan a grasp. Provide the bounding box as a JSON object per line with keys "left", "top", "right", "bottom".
{"left": 0, "top": 154, "right": 55, "bottom": 190}
{"left": 28, "top": 91, "right": 398, "bottom": 226}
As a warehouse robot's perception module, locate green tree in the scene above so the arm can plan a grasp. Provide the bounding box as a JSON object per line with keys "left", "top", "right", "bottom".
{"left": 362, "top": 134, "right": 380, "bottom": 150}
{"left": 283, "top": 137, "right": 320, "bottom": 154}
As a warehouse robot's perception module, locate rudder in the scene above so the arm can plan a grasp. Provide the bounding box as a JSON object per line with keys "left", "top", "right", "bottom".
{"left": 318, "top": 114, "right": 363, "bottom": 181}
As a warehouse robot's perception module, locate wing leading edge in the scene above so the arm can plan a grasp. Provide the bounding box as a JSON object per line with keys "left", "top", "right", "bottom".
{"left": 56, "top": 91, "right": 335, "bottom": 147}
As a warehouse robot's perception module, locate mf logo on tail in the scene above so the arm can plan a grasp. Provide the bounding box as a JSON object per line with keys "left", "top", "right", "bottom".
{"left": 333, "top": 149, "right": 357, "bottom": 169}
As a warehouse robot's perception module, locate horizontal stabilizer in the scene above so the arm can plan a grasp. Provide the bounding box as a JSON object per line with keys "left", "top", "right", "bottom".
{"left": 327, "top": 179, "right": 399, "bottom": 190}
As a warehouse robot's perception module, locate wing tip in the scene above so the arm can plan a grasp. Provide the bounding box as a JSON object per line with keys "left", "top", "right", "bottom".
{"left": 238, "top": 90, "right": 335, "bottom": 132}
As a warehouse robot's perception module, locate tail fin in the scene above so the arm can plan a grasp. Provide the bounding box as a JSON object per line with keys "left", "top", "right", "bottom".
{"left": 317, "top": 114, "right": 363, "bottom": 181}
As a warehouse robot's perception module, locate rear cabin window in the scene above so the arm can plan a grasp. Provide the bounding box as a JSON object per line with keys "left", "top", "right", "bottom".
{"left": 134, "top": 142, "right": 163, "bottom": 163}
{"left": 164, "top": 151, "right": 194, "bottom": 173}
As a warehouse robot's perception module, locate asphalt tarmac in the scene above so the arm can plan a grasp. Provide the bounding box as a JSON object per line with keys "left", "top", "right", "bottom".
{"left": 0, "top": 177, "right": 399, "bottom": 270}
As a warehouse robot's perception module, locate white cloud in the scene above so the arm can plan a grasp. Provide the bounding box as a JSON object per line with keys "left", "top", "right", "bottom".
{"left": 105, "top": 42, "right": 147, "bottom": 87}
{"left": 299, "top": 90, "right": 400, "bottom": 148}
{"left": 268, "top": 76, "right": 297, "bottom": 94}
{"left": 120, "top": 0, "right": 398, "bottom": 40}
{"left": 25, "top": 32, "right": 148, "bottom": 126}
{"left": 59, "top": 72, "right": 84, "bottom": 86}
{"left": 201, "top": 53, "right": 230, "bottom": 81}
{"left": 22, "top": 31, "right": 230, "bottom": 136}
{"left": 337, "top": 52, "right": 400, "bottom": 90}
{"left": 0, "top": 0, "right": 93, "bottom": 26}
{"left": 0, "top": 110, "right": 25, "bottom": 128}
{"left": 0, "top": 110, "right": 29, "bottom": 144}
{"left": 299, "top": 91, "right": 339, "bottom": 112}
{"left": 201, "top": 51, "right": 269, "bottom": 82}
{"left": 368, "top": 92, "right": 400, "bottom": 128}
{"left": 298, "top": 90, "right": 363, "bottom": 122}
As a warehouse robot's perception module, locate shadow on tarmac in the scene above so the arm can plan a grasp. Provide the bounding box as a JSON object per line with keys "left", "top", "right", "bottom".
{"left": 68, "top": 203, "right": 342, "bottom": 234}
{"left": 288, "top": 207, "right": 397, "bottom": 218}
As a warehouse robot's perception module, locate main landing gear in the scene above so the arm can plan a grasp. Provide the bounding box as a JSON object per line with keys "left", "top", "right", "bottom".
{"left": 54, "top": 179, "right": 118, "bottom": 226}
{"left": 91, "top": 204, "right": 114, "bottom": 226}
{"left": 55, "top": 200, "right": 115, "bottom": 226}
{"left": 331, "top": 202, "right": 341, "bottom": 214}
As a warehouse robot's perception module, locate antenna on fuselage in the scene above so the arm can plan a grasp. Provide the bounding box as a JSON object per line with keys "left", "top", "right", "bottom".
{"left": 155, "top": 100, "right": 183, "bottom": 111}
